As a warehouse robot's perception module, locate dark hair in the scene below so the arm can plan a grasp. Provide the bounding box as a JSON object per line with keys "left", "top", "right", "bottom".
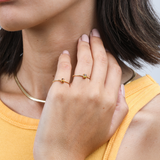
{"left": 0, "top": 30, "right": 23, "bottom": 76}
{"left": 0, "top": 0, "right": 160, "bottom": 76}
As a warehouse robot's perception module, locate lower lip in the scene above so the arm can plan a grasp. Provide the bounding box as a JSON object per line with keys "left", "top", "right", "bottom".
{"left": 0, "top": 0, "right": 11, "bottom": 2}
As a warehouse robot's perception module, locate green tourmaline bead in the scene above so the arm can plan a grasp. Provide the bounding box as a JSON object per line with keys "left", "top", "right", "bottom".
{"left": 83, "top": 74, "right": 87, "bottom": 79}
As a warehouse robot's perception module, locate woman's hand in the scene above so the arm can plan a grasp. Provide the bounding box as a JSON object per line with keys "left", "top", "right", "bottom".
{"left": 33, "top": 29, "right": 129, "bottom": 160}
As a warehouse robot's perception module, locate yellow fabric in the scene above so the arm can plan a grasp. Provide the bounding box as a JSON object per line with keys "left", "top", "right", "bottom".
{"left": 0, "top": 75, "right": 160, "bottom": 160}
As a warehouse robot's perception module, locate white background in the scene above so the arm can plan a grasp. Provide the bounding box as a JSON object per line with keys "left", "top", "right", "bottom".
{"left": 0, "top": 0, "right": 160, "bottom": 84}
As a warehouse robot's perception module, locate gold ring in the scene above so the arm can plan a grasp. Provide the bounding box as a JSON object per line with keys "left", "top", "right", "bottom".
{"left": 52, "top": 78, "right": 70, "bottom": 84}
{"left": 72, "top": 74, "right": 90, "bottom": 79}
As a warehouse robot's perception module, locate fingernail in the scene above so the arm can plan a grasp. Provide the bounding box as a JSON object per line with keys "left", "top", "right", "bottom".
{"left": 92, "top": 29, "right": 100, "bottom": 37}
{"left": 121, "top": 84, "right": 125, "bottom": 97}
{"left": 62, "top": 50, "right": 70, "bottom": 55}
{"left": 81, "top": 34, "right": 89, "bottom": 43}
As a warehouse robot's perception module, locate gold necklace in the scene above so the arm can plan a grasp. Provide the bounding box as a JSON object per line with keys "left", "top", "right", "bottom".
{"left": 14, "top": 75, "right": 46, "bottom": 103}
{"left": 14, "top": 68, "right": 136, "bottom": 103}
{"left": 123, "top": 68, "right": 137, "bottom": 85}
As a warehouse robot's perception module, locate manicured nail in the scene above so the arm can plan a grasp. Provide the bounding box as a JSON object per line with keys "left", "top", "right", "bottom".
{"left": 121, "top": 84, "right": 125, "bottom": 97}
{"left": 92, "top": 29, "right": 100, "bottom": 37}
{"left": 62, "top": 50, "right": 70, "bottom": 55}
{"left": 81, "top": 34, "right": 89, "bottom": 43}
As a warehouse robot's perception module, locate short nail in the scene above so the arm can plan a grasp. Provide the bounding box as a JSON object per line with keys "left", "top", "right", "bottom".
{"left": 92, "top": 29, "right": 100, "bottom": 37}
{"left": 121, "top": 84, "right": 125, "bottom": 97}
{"left": 62, "top": 50, "right": 70, "bottom": 55}
{"left": 81, "top": 34, "right": 89, "bottom": 43}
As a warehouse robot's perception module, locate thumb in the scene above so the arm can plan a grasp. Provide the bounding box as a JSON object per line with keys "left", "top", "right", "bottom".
{"left": 108, "top": 84, "right": 129, "bottom": 137}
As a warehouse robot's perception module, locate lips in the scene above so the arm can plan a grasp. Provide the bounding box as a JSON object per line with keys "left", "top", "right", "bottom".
{"left": 0, "top": 0, "right": 11, "bottom": 2}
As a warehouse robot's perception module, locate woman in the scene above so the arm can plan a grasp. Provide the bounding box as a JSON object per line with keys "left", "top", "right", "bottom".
{"left": 0, "top": 0, "right": 160, "bottom": 159}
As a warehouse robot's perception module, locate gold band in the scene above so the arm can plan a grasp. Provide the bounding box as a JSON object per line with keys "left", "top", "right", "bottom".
{"left": 72, "top": 74, "right": 90, "bottom": 79}
{"left": 52, "top": 78, "right": 70, "bottom": 84}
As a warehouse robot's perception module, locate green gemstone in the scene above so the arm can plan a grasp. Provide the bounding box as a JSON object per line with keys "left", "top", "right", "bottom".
{"left": 61, "top": 78, "right": 65, "bottom": 83}
{"left": 83, "top": 74, "right": 87, "bottom": 79}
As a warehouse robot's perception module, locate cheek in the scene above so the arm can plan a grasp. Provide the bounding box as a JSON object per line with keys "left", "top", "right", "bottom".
{"left": 0, "top": 0, "right": 77, "bottom": 31}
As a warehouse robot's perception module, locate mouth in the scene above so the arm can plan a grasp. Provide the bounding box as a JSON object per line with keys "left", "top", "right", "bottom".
{"left": 0, "top": 0, "right": 12, "bottom": 3}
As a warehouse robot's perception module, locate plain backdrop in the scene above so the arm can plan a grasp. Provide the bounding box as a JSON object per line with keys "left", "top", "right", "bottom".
{"left": 0, "top": 0, "right": 160, "bottom": 84}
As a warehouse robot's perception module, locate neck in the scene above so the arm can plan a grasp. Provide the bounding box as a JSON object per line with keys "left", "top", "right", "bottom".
{"left": 17, "top": 0, "right": 133, "bottom": 101}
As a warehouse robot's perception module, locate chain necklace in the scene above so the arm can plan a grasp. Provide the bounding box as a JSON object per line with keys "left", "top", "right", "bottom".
{"left": 14, "top": 68, "right": 136, "bottom": 103}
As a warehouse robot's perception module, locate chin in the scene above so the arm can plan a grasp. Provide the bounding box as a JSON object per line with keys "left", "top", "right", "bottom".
{"left": 0, "top": 24, "right": 20, "bottom": 32}
{"left": 0, "top": 17, "right": 40, "bottom": 32}
{"left": 0, "top": 7, "right": 36, "bottom": 31}
{"left": 0, "top": 22, "right": 23, "bottom": 32}
{"left": 0, "top": 16, "right": 24, "bottom": 32}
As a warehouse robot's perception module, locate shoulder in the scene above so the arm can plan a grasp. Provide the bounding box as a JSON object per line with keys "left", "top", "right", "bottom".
{"left": 116, "top": 93, "right": 160, "bottom": 160}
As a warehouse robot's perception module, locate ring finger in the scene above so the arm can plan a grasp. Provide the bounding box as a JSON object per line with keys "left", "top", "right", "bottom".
{"left": 72, "top": 34, "right": 93, "bottom": 85}
{"left": 52, "top": 50, "right": 72, "bottom": 89}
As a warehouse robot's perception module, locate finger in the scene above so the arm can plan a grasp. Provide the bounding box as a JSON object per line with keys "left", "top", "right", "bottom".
{"left": 89, "top": 29, "right": 108, "bottom": 85}
{"left": 104, "top": 51, "right": 122, "bottom": 103}
{"left": 108, "top": 85, "right": 129, "bottom": 137}
{"left": 53, "top": 50, "right": 72, "bottom": 87}
{"left": 72, "top": 34, "right": 93, "bottom": 85}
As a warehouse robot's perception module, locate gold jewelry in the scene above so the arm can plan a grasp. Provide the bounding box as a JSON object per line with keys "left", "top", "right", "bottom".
{"left": 123, "top": 68, "right": 137, "bottom": 85}
{"left": 72, "top": 69, "right": 136, "bottom": 85}
{"left": 72, "top": 74, "right": 90, "bottom": 79}
{"left": 14, "top": 76, "right": 70, "bottom": 103}
{"left": 14, "top": 69, "right": 135, "bottom": 103}
{"left": 14, "top": 75, "right": 46, "bottom": 103}
{"left": 52, "top": 78, "right": 70, "bottom": 84}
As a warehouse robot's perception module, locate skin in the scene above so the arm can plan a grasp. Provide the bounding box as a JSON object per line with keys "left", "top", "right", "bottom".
{"left": 0, "top": 0, "right": 140, "bottom": 118}
{"left": 33, "top": 32, "right": 129, "bottom": 159}
{"left": 116, "top": 94, "right": 160, "bottom": 160}
{"left": 0, "top": 0, "right": 159, "bottom": 159}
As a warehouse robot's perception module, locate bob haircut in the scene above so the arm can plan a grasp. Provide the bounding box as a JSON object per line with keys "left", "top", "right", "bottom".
{"left": 0, "top": 0, "right": 160, "bottom": 76}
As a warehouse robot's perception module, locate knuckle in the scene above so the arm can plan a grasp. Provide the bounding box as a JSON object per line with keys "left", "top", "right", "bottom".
{"left": 59, "top": 61, "right": 71, "bottom": 70}
{"left": 89, "top": 91, "right": 101, "bottom": 103}
{"left": 48, "top": 89, "right": 66, "bottom": 101}
{"left": 92, "top": 37, "right": 103, "bottom": 45}
{"left": 112, "top": 64, "right": 122, "bottom": 75}
{"left": 97, "top": 53, "right": 108, "bottom": 65}
{"left": 79, "top": 54, "right": 93, "bottom": 66}
{"left": 54, "top": 90, "right": 68, "bottom": 102}
{"left": 71, "top": 92, "right": 81, "bottom": 100}
{"left": 106, "top": 97, "right": 117, "bottom": 108}
{"left": 80, "top": 41, "right": 90, "bottom": 49}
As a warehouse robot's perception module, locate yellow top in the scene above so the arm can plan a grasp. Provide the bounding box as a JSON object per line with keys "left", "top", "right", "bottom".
{"left": 0, "top": 74, "right": 160, "bottom": 160}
